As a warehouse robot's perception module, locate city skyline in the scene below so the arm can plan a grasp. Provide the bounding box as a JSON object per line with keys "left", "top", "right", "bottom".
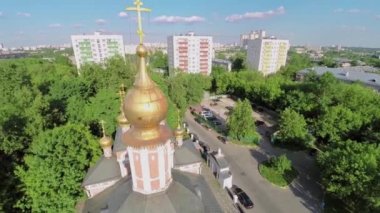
{"left": 1, "top": 0, "right": 380, "bottom": 48}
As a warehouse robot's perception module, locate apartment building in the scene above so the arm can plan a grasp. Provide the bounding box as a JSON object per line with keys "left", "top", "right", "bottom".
{"left": 167, "top": 32, "right": 213, "bottom": 75}
{"left": 247, "top": 38, "right": 289, "bottom": 75}
{"left": 71, "top": 32, "right": 125, "bottom": 69}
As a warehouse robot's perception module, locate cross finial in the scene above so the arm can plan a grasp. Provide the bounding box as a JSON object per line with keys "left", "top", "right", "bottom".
{"left": 177, "top": 109, "right": 181, "bottom": 129}
{"left": 100, "top": 120, "right": 106, "bottom": 136}
{"left": 126, "top": 0, "right": 151, "bottom": 44}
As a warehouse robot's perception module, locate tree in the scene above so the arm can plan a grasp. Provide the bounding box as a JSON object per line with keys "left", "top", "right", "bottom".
{"left": 317, "top": 140, "right": 380, "bottom": 212}
{"left": 149, "top": 51, "right": 168, "bottom": 69}
{"left": 314, "top": 105, "right": 362, "bottom": 142}
{"left": 227, "top": 99, "right": 260, "bottom": 143}
{"left": 167, "top": 73, "right": 210, "bottom": 115}
{"left": 83, "top": 88, "right": 120, "bottom": 135}
{"left": 270, "top": 155, "right": 292, "bottom": 174}
{"left": 16, "top": 124, "right": 101, "bottom": 212}
{"left": 232, "top": 56, "right": 245, "bottom": 71}
{"left": 278, "top": 108, "right": 310, "bottom": 147}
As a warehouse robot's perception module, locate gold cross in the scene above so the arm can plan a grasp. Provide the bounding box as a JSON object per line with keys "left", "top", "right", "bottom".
{"left": 126, "top": 0, "right": 151, "bottom": 44}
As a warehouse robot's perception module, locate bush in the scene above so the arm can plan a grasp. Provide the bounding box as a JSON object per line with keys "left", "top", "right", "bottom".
{"left": 270, "top": 155, "right": 292, "bottom": 174}
{"left": 259, "top": 155, "right": 298, "bottom": 187}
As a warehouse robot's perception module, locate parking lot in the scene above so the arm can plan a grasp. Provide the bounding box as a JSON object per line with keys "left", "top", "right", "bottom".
{"left": 198, "top": 96, "right": 279, "bottom": 139}
{"left": 186, "top": 96, "right": 323, "bottom": 213}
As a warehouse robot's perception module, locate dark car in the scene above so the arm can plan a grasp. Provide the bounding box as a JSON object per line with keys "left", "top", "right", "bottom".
{"left": 255, "top": 120, "right": 265, "bottom": 126}
{"left": 257, "top": 107, "right": 264, "bottom": 112}
{"left": 201, "top": 106, "right": 211, "bottom": 111}
{"left": 308, "top": 148, "right": 317, "bottom": 157}
{"left": 207, "top": 116, "right": 217, "bottom": 121}
{"left": 226, "top": 106, "right": 233, "bottom": 111}
{"left": 232, "top": 185, "right": 254, "bottom": 209}
{"left": 217, "top": 136, "right": 227, "bottom": 144}
{"left": 213, "top": 120, "right": 222, "bottom": 126}
{"left": 192, "top": 134, "right": 199, "bottom": 142}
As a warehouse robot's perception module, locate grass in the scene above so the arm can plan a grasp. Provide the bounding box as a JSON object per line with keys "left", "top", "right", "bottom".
{"left": 259, "top": 161, "right": 298, "bottom": 187}
{"left": 229, "top": 139, "right": 259, "bottom": 148}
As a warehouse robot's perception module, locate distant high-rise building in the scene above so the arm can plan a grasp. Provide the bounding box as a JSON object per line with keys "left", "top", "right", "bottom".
{"left": 247, "top": 37, "right": 289, "bottom": 76}
{"left": 240, "top": 30, "right": 266, "bottom": 49}
{"left": 167, "top": 32, "right": 213, "bottom": 75}
{"left": 0, "top": 43, "right": 4, "bottom": 50}
{"left": 71, "top": 32, "right": 125, "bottom": 69}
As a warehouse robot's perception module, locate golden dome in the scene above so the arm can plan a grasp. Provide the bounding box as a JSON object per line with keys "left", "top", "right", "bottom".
{"left": 174, "top": 124, "right": 184, "bottom": 138}
{"left": 99, "top": 135, "right": 113, "bottom": 148}
{"left": 122, "top": 45, "right": 171, "bottom": 146}
{"left": 117, "top": 112, "right": 129, "bottom": 125}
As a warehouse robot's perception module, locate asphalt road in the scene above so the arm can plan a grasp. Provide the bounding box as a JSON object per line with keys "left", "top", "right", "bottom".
{"left": 185, "top": 111, "right": 322, "bottom": 213}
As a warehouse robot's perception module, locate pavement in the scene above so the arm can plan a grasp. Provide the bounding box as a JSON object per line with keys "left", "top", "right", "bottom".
{"left": 185, "top": 97, "right": 323, "bottom": 213}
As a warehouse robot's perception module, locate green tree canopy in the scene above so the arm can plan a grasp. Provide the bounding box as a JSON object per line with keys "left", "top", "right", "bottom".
{"left": 227, "top": 99, "right": 260, "bottom": 143}
{"left": 278, "top": 108, "right": 311, "bottom": 147}
{"left": 317, "top": 140, "right": 380, "bottom": 212}
{"left": 16, "top": 124, "right": 101, "bottom": 212}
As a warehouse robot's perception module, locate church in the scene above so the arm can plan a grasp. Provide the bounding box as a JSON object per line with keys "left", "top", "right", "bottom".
{"left": 80, "top": 1, "right": 227, "bottom": 212}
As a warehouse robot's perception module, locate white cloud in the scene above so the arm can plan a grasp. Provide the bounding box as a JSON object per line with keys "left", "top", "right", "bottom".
{"left": 334, "top": 8, "right": 361, "bottom": 13}
{"left": 119, "top": 12, "right": 128, "bottom": 18}
{"left": 48, "top": 23, "right": 62, "bottom": 28}
{"left": 17, "top": 12, "right": 31, "bottom": 17}
{"left": 96, "top": 19, "right": 107, "bottom": 25}
{"left": 152, "top": 15, "right": 205, "bottom": 24}
{"left": 225, "top": 6, "right": 285, "bottom": 22}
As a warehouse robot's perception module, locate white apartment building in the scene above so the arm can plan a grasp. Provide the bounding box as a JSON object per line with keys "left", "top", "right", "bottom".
{"left": 247, "top": 38, "right": 289, "bottom": 76}
{"left": 167, "top": 32, "right": 213, "bottom": 75}
{"left": 71, "top": 32, "right": 125, "bottom": 69}
{"left": 240, "top": 30, "right": 266, "bottom": 48}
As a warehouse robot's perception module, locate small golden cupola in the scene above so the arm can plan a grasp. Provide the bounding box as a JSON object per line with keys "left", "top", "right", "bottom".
{"left": 99, "top": 120, "right": 113, "bottom": 158}
{"left": 174, "top": 112, "right": 185, "bottom": 146}
{"left": 122, "top": 45, "right": 172, "bottom": 147}
{"left": 117, "top": 84, "right": 130, "bottom": 129}
{"left": 174, "top": 123, "right": 185, "bottom": 147}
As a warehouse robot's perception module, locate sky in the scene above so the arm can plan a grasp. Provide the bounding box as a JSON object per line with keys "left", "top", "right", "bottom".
{"left": 0, "top": 0, "right": 380, "bottom": 48}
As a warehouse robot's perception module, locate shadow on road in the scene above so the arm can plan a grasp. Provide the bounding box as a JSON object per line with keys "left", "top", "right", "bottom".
{"left": 249, "top": 148, "right": 323, "bottom": 213}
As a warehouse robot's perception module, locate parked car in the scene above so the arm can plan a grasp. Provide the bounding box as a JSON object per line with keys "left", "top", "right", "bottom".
{"left": 226, "top": 106, "right": 233, "bottom": 111}
{"left": 308, "top": 148, "right": 317, "bottom": 157}
{"left": 192, "top": 134, "right": 199, "bottom": 142}
{"left": 201, "top": 106, "right": 211, "bottom": 111}
{"left": 232, "top": 185, "right": 254, "bottom": 209}
{"left": 201, "top": 111, "right": 213, "bottom": 118}
{"left": 217, "top": 135, "right": 227, "bottom": 144}
{"left": 255, "top": 120, "right": 265, "bottom": 126}
{"left": 199, "top": 142, "right": 210, "bottom": 153}
{"left": 213, "top": 120, "right": 222, "bottom": 126}
{"left": 207, "top": 116, "right": 217, "bottom": 121}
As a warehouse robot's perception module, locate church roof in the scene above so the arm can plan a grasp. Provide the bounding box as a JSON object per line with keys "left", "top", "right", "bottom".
{"left": 174, "top": 140, "right": 202, "bottom": 166}
{"left": 82, "top": 156, "right": 121, "bottom": 186}
{"left": 82, "top": 170, "right": 223, "bottom": 213}
{"left": 113, "top": 127, "right": 126, "bottom": 152}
